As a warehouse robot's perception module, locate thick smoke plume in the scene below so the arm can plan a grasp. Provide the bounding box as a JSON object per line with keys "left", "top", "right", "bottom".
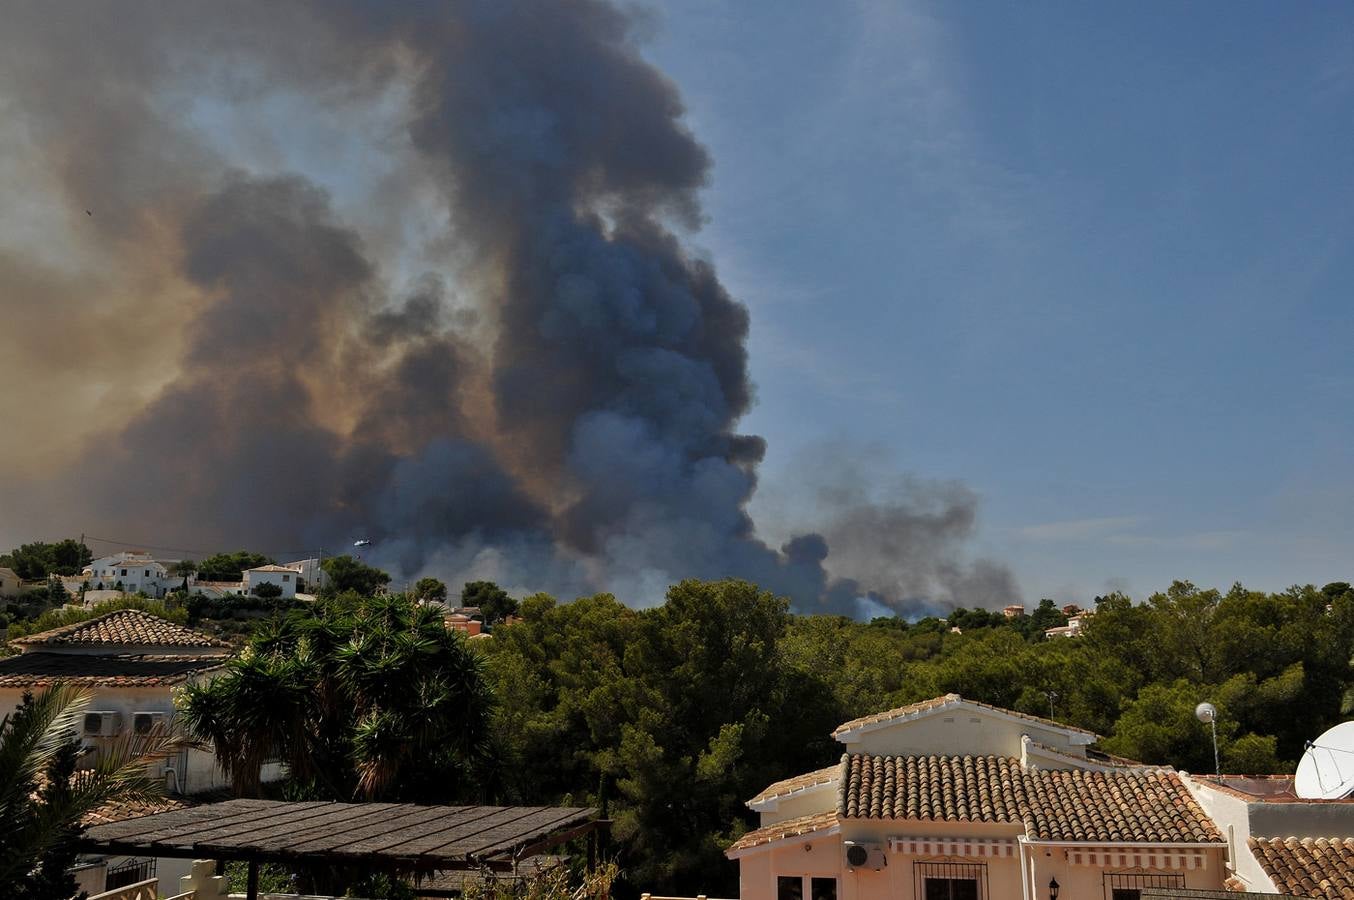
{"left": 0, "top": 1, "right": 1018, "bottom": 616}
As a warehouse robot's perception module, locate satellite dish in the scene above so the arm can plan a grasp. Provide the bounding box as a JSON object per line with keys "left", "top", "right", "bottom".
{"left": 1195, "top": 702, "right": 1217, "bottom": 724}
{"left": 1295, "top": 721, "right": 1354, "bottom": 800}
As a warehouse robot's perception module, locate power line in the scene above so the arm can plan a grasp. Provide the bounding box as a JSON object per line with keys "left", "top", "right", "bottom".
{"left": 80, "top": 534, "right": 323, "bottom": 561}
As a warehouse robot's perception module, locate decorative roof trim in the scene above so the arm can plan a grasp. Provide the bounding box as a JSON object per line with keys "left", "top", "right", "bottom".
{"left": 747, "top": 762, "right": 843, "bottom": 811}
{"left": 726, "top": 811, "right": 840, "bottom": 858}
{"left": 833, "top": 694, "right": 1099, "bottom": 744}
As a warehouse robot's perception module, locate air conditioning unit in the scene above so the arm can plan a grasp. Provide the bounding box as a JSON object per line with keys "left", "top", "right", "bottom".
{"left": 133, "top": 711, "right": 168, "bottom": 735}
{"left": 844, "top": 841, "right": 887, "bottom": 871}
{"left": 83, "top": 711, "right": 122, "bottom": 737}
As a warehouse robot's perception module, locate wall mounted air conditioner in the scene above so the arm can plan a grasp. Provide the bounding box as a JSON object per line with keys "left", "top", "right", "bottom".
{"left": 83, "top": 711, "right": 122, "bottom": 736}
{"left": 133, "top": 711, "right": 168, "bottom": 735}
{"left": 844, "top": 841, "right": 887, "bottom": 871}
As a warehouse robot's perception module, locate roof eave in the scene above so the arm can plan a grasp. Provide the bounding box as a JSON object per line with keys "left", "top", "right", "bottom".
{"left": 834, "top": 698, "right": 1099, "bottom": 744}
{"left": 746, "top": 778, "right": 838, "bottom": 812}
{"left": 726, "top": 823, "right": 841, "bottom": 859}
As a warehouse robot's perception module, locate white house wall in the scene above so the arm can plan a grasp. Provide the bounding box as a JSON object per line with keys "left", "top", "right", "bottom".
{"left": 843, "top": 710, "right": 1087, "bottom": 760}
{"left": 763, "top": 783, "right": 840, "bottom": 825}
{"left": 0, "top": 680, "right": 232, "bottom": 794}
{"left": 241, "top": 569, "right": 298, "bottom": 598}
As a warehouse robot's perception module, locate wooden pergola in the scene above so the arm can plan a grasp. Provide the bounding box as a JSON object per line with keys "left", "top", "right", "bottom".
{"left": 75, "top": 799, "right": 604, "bottom": 898}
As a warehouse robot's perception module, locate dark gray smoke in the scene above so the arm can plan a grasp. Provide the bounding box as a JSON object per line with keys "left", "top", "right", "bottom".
{"left": 0, "top": 0, "right": 1019, "bottom": 616}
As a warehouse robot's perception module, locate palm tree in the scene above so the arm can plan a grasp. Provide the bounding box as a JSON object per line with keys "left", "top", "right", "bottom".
{"left": 180, "top": 592, "right": 493, "bottom": 803}
{"left": 0, "top": 684, "right": 189, "bottom": 897}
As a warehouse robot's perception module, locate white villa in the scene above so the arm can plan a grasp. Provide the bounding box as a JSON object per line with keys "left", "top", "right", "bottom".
{"left": 82, "top": 551, "right": 179, "bottom": 598}
{"left": 74, "top": 551, "right": 307, "bottom": 601}
{"left": 241, "top": 564, "right": 301, "bottom": 598}
{"left": 728, "top": 694, "right": 1229, "bottom": 900}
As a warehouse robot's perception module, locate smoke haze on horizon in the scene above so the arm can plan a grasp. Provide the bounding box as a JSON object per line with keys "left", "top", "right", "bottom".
{"left": 0, "top": 0, "right": 1017, "bottom": 616}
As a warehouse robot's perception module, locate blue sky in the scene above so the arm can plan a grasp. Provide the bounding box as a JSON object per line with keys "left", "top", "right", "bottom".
{"left": 642, "top": 1, "right": 1354, "bottom": 602}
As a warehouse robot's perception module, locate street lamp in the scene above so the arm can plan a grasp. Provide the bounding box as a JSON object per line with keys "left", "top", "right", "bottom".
{"left": 1049, "top": 877, "right": 1060, "bottom": 900}
{"left": 1196, "top": 702, "right": 1220, "bottom": 775}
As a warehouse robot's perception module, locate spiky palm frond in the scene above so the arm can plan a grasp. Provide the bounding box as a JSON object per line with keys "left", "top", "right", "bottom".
{"left": 0, "top": 685, "right": 194, "bottom": 887}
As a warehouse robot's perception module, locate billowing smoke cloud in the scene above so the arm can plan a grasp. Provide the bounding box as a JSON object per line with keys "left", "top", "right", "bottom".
{"left": 0, "top": 0, "right": 1018, "bottom": 616}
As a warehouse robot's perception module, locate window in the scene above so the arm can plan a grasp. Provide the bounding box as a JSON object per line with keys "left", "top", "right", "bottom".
{"left": 810, "top": 878, "right": 837, "bottom": 900}
{"left": 926, "top": 879, "right": 978, "bottom": 900}
{"left": 1104, "top": 873, "right": 1185, "bottom": 900}
{"left": 283, "top": 574, "right": 290, "bottom": 581}
{"left": 777, "top": 877, "right": 803, "bottom": 900}
{"left": 144, "top": 570, "right": 149, "bottom": 576}
{"left": 916, "top": 863, "right": 985, "bottom": 900}
{"left": 120, "top": 569, "right": 127, "bottom": 576}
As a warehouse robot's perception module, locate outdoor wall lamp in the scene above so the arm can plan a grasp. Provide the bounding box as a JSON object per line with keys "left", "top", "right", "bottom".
{"left": 1048, "top": 877, "right": 1060, "bottom": 900}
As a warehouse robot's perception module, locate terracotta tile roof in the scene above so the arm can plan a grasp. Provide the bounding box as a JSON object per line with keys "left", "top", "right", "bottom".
{"left": 749, "top": 764, "right": 842, "bottom": 806}
{"left": 245, "top": 565, "right": 298, "bottom": 574}
{"left": 11, "top": 609, "right": 228, "bottom": 649}
{"left": 1023, "top": 764, "right": 1219, "bottom": 842}
{"left": 0, "top": 567, "right": 18, "bottom": 581}
{"left": 1250, "top": 838, "right": 1354, "bottom": 899}
{"left": 833, "top": 693, "right": 1098, "bottom": 739}
{"left": 0, "top": 652, "right": 227, "bottom": 687}
{"left": 842, "top": 754, "right": 1025, "bottom": 822}
{"left": 839, "top": 754, "right": 1222, "bottom": 843}
{"left": 727, "top": 810, "right": 840, "bottom": 853}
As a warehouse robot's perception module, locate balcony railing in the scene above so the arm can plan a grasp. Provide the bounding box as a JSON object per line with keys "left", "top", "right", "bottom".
{"left": 89, "top": 877, "right": 158, "bottom": 900}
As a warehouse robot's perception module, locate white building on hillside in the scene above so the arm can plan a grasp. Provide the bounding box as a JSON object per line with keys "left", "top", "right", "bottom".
{"left": 242, "top": 564, "right": 300, "bottom": 598}
{"left": 0, "top": 566, "right": 21, "bottom": 598}
{"left": 83, "top": 552, "right": 178, "bottom": 597}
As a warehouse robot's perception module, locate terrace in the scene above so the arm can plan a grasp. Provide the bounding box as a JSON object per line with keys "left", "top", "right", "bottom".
{"left": 75, "top": 799, "right": 607, "bottom": 900}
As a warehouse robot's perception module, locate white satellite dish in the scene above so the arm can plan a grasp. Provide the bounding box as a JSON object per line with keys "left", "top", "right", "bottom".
{"left": 1295, "top": 721, "right": 1354, "bottom": 800}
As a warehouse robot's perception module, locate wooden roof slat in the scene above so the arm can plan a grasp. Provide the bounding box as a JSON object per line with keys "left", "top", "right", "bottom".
{"left": 343, "top": 806, "right": 505, "bottom": 855}
{"left": 467, "top": 808, "right": 596, "bottom": 859}
{"left": 77, "top": 800, "right": 599, "bottom": 870}
{"left": 88, "top": 799, "right": 277, "bottom": 843}
{"left": 198, "top": 802, "right": 405, "bottom": 852}
{"left": 262, "top": 801, "right": 430, "bottom": 849}
{"left": 283, "top": 804, "right": 456, "bottom": 854}
{"left": 396, "top": 807, "right": 553, "bottom": 857}
{"left": 149, "top": 801, "right": 333, "bottom": 848}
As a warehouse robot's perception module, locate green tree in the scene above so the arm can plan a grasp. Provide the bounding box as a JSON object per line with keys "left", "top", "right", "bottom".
{"left": 179, "top": 592, "right": 491, "bottom": 801}
{"left": 485, "top": 579, "right": 838, "bottom": 895}
{"left": 318, "top": 556, "right": 391, "bottom": 597}
{"left": 414, "top": 577, "right": 448, "bottom": 605}
{"left": 0, "top": 540, "right": 93, "bottom": 581}
{"left": 251, "top": 581, "right": 283, "bottom": 599}
{"left": 1, "top": 685, "right": 186, "bottom": 898}
{"left": 197, "top": 551, "right": 275, "bottom": 582}
{"left": 462, "top": 581, "right": 518, "bottom": 624}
